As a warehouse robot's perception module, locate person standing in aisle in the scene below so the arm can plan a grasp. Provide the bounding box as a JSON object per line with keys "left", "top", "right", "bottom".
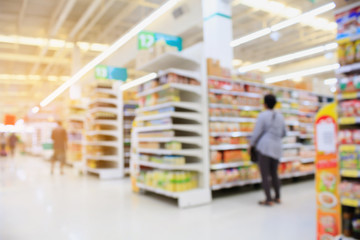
{"left": 250, "top": 94, "right": 287, "bottom": 206}
{"left": 51, "top": 121, "right": 67, "bottom": 175}
{"left": 8, "top": 133, "right": 17, "bottom": 158}
{"left": 0, "top": 132, "right": 6, "bottom": 157}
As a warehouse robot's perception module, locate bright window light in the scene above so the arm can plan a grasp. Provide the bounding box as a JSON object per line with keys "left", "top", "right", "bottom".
{"left": 238, "top": 42, "right": 338, "bottom": 73}
{"left": 120, "top": 73, "right": 158, "bottom": 91}
{"left": 324, "top": 78, "right": 337, "bottom": 85}
{"left": 265, "top": 64, "right": 340, "bottom": 84}
{"left": 231, "top": 2, "right": 336, "bottom": 47}
{"left": 40, "top": 0, "right": 180, "bottom": 108}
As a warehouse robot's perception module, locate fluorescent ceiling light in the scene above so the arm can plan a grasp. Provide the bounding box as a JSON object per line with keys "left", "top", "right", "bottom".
{"left": 231, "top": 2, "right": 336, "bottom": 48}
{"left": 270, "top": 2, "right": 336, "bottom": 31}
{"left": 120, "top": 73, "right": 158, "bottom": 91}
{"left": 324, "top": 78, "right": 337, "bottom": 85}
{"left": 40, "top": 0, "right": 180, "bottom": 108}
{"left": 238, "top": 42, "right": 338, "bottom": 73}
{"left": 232, "top": 59, "right": 243, "bottom": 66}
{"left": 31, "top": 106, "right": 40, "bottom": 114}
{"left": 0, "top": 34, "right": 108, "bottom": 52}
{"left": 265, "top": 64, "right": 340, "bottom": 84}
{"left": 231, "top": 28, "right": 271, "bottom": 47}
{"left": 0, "top": 74, "right": 70, "bottom": 82}
{"left": 259, "top": 66, "right": 271, "bottom": 73}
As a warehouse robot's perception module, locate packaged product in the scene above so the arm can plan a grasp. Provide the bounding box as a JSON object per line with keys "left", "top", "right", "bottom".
{"left": 338, "top": 44, "right": 347, "bottom": 66}
{"left": 354, "top": 130, "right": 360, "bottom": 144}
{"left": 346, "top": 42, "right": 356, "bottom": 64}
{"left": 210, "top": 151, "right": 222, "bottom": 164}
{"left": 339, "top": 130, "right": 353, "bottom": 144}
{"left": 340, "top": 151, "right": 358, "bottom": 169}
{"left": 356, "top": 40, "right": 360, "bottom": 62}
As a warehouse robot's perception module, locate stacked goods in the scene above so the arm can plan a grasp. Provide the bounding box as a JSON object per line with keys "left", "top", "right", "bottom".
{"left": 340, "top": 181, "right": 360, "bottom": 200}
{"left": 139, "top": 154, "right": 185, "bottom": 165}
{"left": 339, "top": 100, "right": 360, "bottom": 117}
{"left": 209, "top": 108, "right": 259, "bottom": 118}
{"left": 138, "top": 170, "right": 198, "bottom": 192}
{"left": 210, "top": 166, "right": 260, "bottom": 186}
{"left": 210, "top": 149, "right": 250, "bottom": 164}
{"left": 209, "top": 136, "right": 248, "bottom": 146}
{"left": 208, "top": 92, "right": 261, "bottom": 107}
{"left": 339, "top": 130, "right": 360, "bottom": 144}
{"left": 209, "top": 122, "right": 255, "bottom": 133}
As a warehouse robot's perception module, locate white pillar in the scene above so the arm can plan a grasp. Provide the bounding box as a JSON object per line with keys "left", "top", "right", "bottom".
{"left": 202, "top": 0, "right": 233, "bottom": 69}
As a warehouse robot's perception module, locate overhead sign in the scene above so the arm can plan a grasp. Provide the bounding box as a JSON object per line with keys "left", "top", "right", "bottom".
{"left": 95, "top": 65, "right": 127, "bottom": 81}
{"left": 138, "top": 31, "right": 182, "bottom": 51}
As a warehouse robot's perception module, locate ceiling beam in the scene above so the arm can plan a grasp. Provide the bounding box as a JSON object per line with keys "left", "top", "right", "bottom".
{"left": 17, "top": 0, "right": 28, "bottom": 34}
{"left": 0, "top": 53, "right": 69, "bottom": 64}
{"left": 77, "top": 0, "right": 116, "bottom": 41}
{"left": 49, "top": 0, "right": 77, "bottom": 37}
{"left": 115, "top": 0, "right": 159, "bottom": 9}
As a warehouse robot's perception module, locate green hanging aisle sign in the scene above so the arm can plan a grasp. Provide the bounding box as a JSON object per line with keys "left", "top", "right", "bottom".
{"left": 95, "top": 65, "right": 127, "bottom": 81}
{"left": 138, "top": 31, "right": 182, "bottom": 51}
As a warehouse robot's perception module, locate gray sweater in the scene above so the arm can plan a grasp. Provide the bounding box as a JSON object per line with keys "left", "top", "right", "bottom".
{"left": 250, "top": 110, "right": 287, "bottom": 160}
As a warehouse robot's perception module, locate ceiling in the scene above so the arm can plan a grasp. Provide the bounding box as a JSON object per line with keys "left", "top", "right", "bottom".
{"left": 0, "top": 0, "right": 336, "bottom": 120}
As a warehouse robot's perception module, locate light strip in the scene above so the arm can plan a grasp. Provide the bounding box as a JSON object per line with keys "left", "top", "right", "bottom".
{"left": 40, "top": 0, "right": 180, "bottom": 108}
{"left": 324, "top": 78, "right": 337, "bottom": 85}
{"left": 231, "top": 2, "right": 336, "bottom": 47}
{"left": 265, "top": 64, "right": 340, "bottom": 84}
{"left": 120, "top": 73, "right": 158, "bottom": 92}
{"left": 31, "top": 106, "right": 40, "bottom": 114}
{"left": 0, "top": 74, "right": 70, "bottom": 81}
{"left": 238, "top": 42, "right": 338, "bottom": 73}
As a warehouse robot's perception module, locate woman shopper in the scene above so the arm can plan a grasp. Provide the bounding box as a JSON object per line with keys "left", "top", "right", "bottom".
{"left": 250, "top": 94, "right": 287, "bottom": 206}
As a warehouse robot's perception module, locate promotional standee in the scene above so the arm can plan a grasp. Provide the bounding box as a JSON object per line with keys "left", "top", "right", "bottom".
{"left": 315, "top": 103, "right": 341, "bottom": 239}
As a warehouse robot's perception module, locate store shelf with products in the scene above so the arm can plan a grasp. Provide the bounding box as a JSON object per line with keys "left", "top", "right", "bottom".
{"left": 66, "top": 99, "right": 87, "bottom": 170}
{"left": 131, "top": 51, "right": 211, "bottom": 208}
{"left": 336, "top": 4, "right": 360, "bottom": 237}
{"left": 207, "top": 75, "right": 331, "bottom": 191}
{"left": 85, "top": 80, "right": 124, "bottom": 179}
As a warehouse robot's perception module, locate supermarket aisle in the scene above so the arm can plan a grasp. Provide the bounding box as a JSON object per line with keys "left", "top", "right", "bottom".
{"left": 0, "top": 156, "right": 315, "bottom": 240}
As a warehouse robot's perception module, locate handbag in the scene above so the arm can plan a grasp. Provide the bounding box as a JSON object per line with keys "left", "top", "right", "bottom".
{"left": 250, "top": 112, "right": 276, "bottom": 163}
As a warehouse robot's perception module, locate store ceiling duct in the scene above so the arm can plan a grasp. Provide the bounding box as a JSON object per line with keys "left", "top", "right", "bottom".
{"left": 39, "top": 0, "right": 181, "bottom": 108}
{"left": 230, "top": 2, "right": 336, "bottom": 47}
{"left": 264, "top": 63, "right": 340, "bottom": 84}
{"left": 238, "top": 42, "right": 338, "bottom": 73}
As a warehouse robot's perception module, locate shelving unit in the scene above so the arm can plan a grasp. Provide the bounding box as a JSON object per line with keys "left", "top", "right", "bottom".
{"left": 85, "top": 82, "right": 124, "bottom": 179}
{"left": 208, "top": 75, "right": 332, "bottom": 190}
{"left": 131, "top": 48, "right": 211, "bottom": 208}
{"left": 66, "top": 100, "right": 87, "bottom": 172}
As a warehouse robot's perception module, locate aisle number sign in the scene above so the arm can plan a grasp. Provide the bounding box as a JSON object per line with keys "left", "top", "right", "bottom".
{"left": 95, "top": 65, "right": 127, "bottom": 81}
{"left": 315, "top": 103, "right": 341, "bottom": 240}
{"left": 138, "top": 31, "right": 182, "bottom": 51}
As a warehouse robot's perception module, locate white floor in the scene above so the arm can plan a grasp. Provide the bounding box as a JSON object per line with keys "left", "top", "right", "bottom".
{"left": 0, "top": 156, "right": 316, "bottom": 240}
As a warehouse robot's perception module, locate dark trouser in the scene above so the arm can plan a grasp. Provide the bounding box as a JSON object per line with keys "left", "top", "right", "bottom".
{"left": 258, "top": 151, "right": 280, "bottom": 202}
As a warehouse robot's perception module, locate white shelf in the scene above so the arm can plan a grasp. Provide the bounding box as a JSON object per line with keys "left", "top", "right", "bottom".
{"left": 124, "top": 101, "right": 138, "bottom": 105}
{"left": 277, "top": 97, "right": 298, "bottom": 104}
{"left": 138, "top": 160, "right": 203, "bottom": 171}
{"left": 209, "top": 88, "right": 261, "bottom": 98}
{"left": 301, "top": 145, "right": 315, "bottom": 150}
{"left": 211, "top": 170, "right": 314, "bottom": 190}
{"left": 86, "top": 141, "right": 118, "bottom": 147}
{"left": 208, "top": 103, "right": 261, "bottom": 111}
{"left": 138, "top": 137, "right": 202, "bottom": 145}
{"left": 94, "top": 88, "right": 117, "bottom": 96}
{"left": 301, "top": 158, "right": 315, "bottom": 164}
{"left": 137, "top": 83, "right": 201, "bottom": 97}
{"left": 280, "top": 156, "right": 301, "bottom": 162}
{"left": 210, "top": 144, "right": 249, "bottom": 151}
{"left": 92, "top": 120, "right": 120, "bottom": 126}
{"left": 136, "top": 102, "right": 202, "bottom": 113}
{"left": 137, "top": 52, "right": 199, "bottom": 72}
{"left": 285, "top": 120, "right": 300, "bottom": 126}
{"left": 85, "top": 155, "right": 119, "bottom": 161}
{"left": 136, "top": 182, "right": 180, "bottom": 199}
{"left": 210, "top": 132, "right": 252, "bottom": 137}
{"left": 86, "top": 130, "right": 120, "bottom": 137}
{"left": 300, "top": 100, "right": 320, "bottom": 107}
{"left": 89, "top": 98, "right": 118, "bottom": 106}
{"left": 88, "top": 107, "right": 118, "bottom": 115}
{"left": 86, "top": 168, "right": 123, "bottom": 179}
{"left": 282, "top": 143, "right": 302, "bottom": 149}
{"left": 209, "top": 116, "right": 256, "bottom": 123}
{"left": 337, "top": 62, "right": 360, "bottom": 74}
{"left": 338, "top": 92, "right": 360, "bottom": 100}
{"left": 299, "top": 134, "right": 314, "bottom": 139}
{"left": 211, "top": 161, "right": 253, "bottom": 170}
{"left": 280, "top": 109, "right": 300, "bottom": 115}
{"left": 135, "top": 124, "right": 202, "bottom": 134}
{"left": 136, "top": 112, "right": 201, "bottom": 122}
{"left": 69, "top": 115, "right": 85, "bottom": 122}
{"left": 124, "top": 112, "right": 136, "bottom": 117}
{"left": 138, "top": 148, "right": 202, "bottom": 157}
{"left": 287, "top": 131, "right": 300, "bottom": 137}
{"left": 158, "top": 68, "right": 201, "bottom": 82}
{"left": 70, "top": 104, "right": 87, "bottom": 110}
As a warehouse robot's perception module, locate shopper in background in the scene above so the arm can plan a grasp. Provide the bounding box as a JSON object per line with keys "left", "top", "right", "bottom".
{"left": 0, "top": 133, "right": 6, "bottom": 157}
{"left": 250, "top": 94, "right": 287, "bottom": 206}
{"left": 51, "top": 121, "right": 67, "bottom": 175}
{"left": 8, "top": 133, "right": 17, "bottom": 158}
